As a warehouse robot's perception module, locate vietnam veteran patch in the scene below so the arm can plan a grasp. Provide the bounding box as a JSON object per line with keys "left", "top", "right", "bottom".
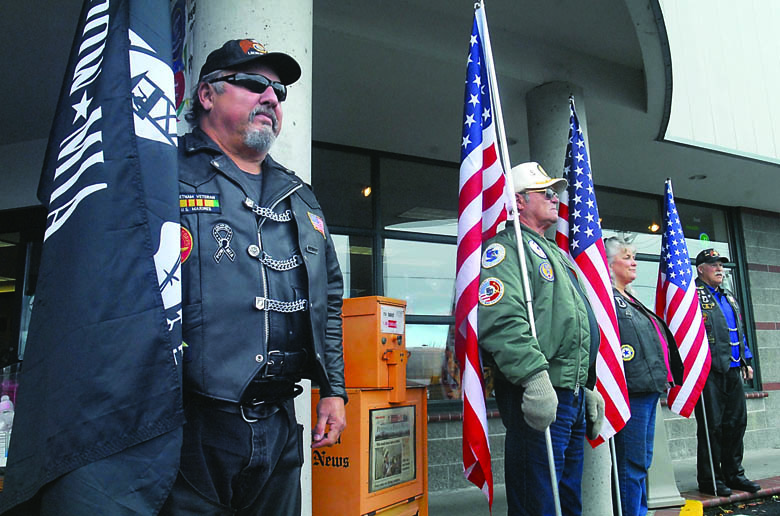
{"left": 180, "top": 193, "right": 221, "bottom": 214}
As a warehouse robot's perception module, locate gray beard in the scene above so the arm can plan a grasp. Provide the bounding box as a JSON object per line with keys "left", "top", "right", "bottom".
{"left": 244, "top": 126, "right": 276, "bottom": 154}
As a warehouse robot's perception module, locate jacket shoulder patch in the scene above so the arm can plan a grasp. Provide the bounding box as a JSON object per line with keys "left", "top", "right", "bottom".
{"left": 479, "top": 277, "right": 504, "bottom": 306}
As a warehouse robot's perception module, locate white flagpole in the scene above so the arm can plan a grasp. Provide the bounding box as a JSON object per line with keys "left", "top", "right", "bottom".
{"left": 476, "top": 3, "right": 562, "bottom": 516}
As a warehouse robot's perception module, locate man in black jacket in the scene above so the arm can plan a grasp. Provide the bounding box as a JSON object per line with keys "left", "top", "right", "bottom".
{"left": 161, "top": 38, "right": 347, "bottom": 515}
{"left": 694, "top": 248, "right": 758, "bottom": 497}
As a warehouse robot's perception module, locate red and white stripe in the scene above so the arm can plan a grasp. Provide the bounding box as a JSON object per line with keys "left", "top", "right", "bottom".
{"left": 655, "top": 273, "right": 711, "bottom": 417}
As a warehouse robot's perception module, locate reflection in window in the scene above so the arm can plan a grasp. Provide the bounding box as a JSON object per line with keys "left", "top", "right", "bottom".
{"left": 380, "top": 158, "right": 458, "bottom": 236}
{"left": 332, "top": 234, "right": 374, "bottom": 299}
{"left": 383, "top": 240, "right": 455, "bottom": 315}
{"left": 404, "top": 324, "right": 457, "bottom": 400}
{"left": 312, "top": 147, "right": 373, "bottom": 229}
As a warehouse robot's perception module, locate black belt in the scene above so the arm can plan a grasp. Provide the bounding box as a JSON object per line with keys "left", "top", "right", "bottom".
{"left": 262, "top": 349, "right": 308, "bottom": 379}
{"left": 188, "top": 381, "right": 304, "bottom": 423}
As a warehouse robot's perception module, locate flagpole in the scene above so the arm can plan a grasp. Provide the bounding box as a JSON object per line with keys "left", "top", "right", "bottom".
{"left": 609, "top": 438, "right": 623, "bottom": 516}
{"left": 700, "top": 391, "right": 719, "bottom": 494}
{"left": 476, "top": 3, "right": 562, "bottom": 516}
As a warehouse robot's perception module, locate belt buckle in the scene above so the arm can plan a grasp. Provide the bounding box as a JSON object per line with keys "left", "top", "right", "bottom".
{"left": 265, "top": 350, "right": 284, "bottom": 378}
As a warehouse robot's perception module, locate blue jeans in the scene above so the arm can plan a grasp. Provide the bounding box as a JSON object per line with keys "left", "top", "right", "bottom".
{"left": 496, "top": 384, "right": 586, "bottom": 516}
{"left": 614, "top": 392, "right": 660, "bottom": 516}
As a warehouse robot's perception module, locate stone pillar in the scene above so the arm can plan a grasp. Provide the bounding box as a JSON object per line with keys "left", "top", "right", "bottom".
{"left": 190, "top": 0, "right": 313, "bottom": 180}
{"left": 189, "top": 1, "right": 314, "bottom": 513}
{"left": 526, "top": 82, "right": 613, "bottom": 515}
{"left": 647, "top": 404, "right": 685, "bottom": 509}
{"left": 526, "top": 81, "right": 589, "bottom": 179}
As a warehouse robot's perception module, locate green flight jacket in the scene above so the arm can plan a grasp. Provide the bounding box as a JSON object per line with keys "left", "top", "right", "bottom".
{"left": 477, "top": 224, "right": 595, "bottom": 390}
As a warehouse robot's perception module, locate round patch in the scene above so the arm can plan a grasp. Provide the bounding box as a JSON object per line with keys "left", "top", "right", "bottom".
{"left": 479, "top": 277, "right": 504, "bottom": 306}
{"left": 181, "top": 226, "right": 193, "bottom": 264}
{"left": 528, "top": 239, "right": 548, "bottom": 259}
{"left": 539, "top": 262, "right": 554, "bottom": 282}
{"left": 482, "top": 243, "right": 506, "bottom": 269}
{"left": 621, "top": 344, "right": 635, "bottom": 361}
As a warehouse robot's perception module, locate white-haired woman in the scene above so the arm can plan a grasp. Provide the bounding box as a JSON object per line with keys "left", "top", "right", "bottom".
{"left": 605, "top": 237, "right": 683, "bottom": 516}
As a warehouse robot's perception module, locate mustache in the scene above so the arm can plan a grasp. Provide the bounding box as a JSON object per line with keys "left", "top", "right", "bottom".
{"left": 249, "top": 106, "right": 278, "bottom": 131}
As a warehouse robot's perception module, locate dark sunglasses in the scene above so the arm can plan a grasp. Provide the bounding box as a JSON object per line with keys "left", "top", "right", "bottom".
{"left": 209, "top": 73, "right": 287, "bottom": 102}
{"left": 526, "top": 187, "right": 559, "bottom": 200}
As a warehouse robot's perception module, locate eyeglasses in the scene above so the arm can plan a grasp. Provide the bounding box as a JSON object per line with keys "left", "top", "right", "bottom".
{"left": 209, "top": 73, "right": 287, "bottom": 102}
{"left": 526, "top": 187, "right": 559, "bottom": 200}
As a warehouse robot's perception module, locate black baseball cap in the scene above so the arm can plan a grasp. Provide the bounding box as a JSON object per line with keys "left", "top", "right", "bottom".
{"left": 199, "top": 39, "right": 301, "bottom": 85}
{"left": 695, "top": 248, "right": 729, "bottom": 266}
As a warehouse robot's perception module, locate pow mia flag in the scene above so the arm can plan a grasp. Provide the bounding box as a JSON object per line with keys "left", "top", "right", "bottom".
{"left": 0, "top": 0, "right": 184, "bottom": 512}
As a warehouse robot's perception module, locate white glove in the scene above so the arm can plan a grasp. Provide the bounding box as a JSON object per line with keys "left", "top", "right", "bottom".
{"left": 521, "top": 371, "right": 558, "bottom": 431}
{"left": 585, "top": 388, "right": 605, "bottom": 440}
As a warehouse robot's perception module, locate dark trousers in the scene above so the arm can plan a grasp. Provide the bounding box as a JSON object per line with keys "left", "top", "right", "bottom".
{"left": 694, "top": 367, "right": 748, "bottom": 487}
{"left": 160, "top": 396, "right": 303, "bottom": 516}
{"left": 496, "top": 383, "right": 586, "bottom": 516}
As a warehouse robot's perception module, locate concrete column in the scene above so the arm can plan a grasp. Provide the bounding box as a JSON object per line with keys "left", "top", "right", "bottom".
{"left": 647, "top": 404, "right": 685, "bottom": 509}
{"left": 526, "top": 81, "right": 589, "bottom": 179}
{"left": 189, "top": 1, "right": 314, "bottom": 514}
{"left": 190, "top": 0, "right": 313, "bottom": 180}
{"left": 526, "top": 82, "right": 613, "bottom": 515}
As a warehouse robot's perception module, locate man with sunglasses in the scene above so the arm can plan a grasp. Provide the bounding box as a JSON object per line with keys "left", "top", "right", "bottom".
{"left": 164, "top": 39, "right": 347, "bottom": 515}
{"left": 478, "top": 162, "right": 602, "bottom": 515}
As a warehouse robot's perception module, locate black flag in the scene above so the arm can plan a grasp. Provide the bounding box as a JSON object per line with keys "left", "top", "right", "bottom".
{"left": 0, "top": 0, "right": 184, "bottom": 511}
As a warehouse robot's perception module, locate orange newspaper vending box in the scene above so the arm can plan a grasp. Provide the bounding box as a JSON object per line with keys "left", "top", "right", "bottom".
{"left": 312, "top": 296, "right": 428, "bottom": 516}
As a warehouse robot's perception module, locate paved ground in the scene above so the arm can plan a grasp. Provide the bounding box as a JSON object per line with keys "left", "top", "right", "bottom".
{"left": 428, "top": 447, "right": 780, "bottom": 516}
{"left": 704, "top": 495, "right": 780, "bottom": 516}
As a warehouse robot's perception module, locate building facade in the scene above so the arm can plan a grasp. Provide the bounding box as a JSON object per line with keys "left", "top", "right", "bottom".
{"left": 1, "top": 0, "right": 779, "bottom": 499}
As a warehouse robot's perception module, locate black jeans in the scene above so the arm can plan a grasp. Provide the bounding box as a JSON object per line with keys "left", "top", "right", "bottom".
{"left": 160, "top": 395, "right": 303, "bottom": 515}
{"left": 695, "top": 367, "right": 748, "bottom": 486}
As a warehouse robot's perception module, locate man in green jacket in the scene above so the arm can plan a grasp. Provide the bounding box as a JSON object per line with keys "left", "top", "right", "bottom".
{"left": 478, "top": 162, "right": 603, "bottom": 516}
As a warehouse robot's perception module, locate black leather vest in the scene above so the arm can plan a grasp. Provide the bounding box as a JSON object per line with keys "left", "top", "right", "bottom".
{"left": 178, "top": 130, "right": 346, "bottom": 403}
{"left": 695, "top": 278, "right": 746, "bottom": 374}
{"left": 613, "top": 289, "right": 674, "bottom": 394}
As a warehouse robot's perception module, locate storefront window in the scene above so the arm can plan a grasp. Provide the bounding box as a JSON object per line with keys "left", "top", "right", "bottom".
{"left": 383, "top": 239, "right": 455, "bottom": 316}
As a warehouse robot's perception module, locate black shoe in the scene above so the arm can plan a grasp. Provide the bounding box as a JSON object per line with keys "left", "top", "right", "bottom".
{"left": 699, "top": 482, "right": 732, "bottom": 497}
{"left": 727, "top": 478, "right": 760, "bottom": 493}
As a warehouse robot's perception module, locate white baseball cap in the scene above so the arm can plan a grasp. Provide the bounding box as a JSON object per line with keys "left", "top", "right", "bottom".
{"left": 511, "top": 162, "right": 567, "bottom": 194}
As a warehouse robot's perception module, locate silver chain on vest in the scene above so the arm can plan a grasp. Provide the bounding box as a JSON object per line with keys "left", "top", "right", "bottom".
{"left": 259, "top": 251, "right": 301, "bottom": 271}
{"left": 243, "top": 198, "right": 292, "bottom": 222}
{"left": 255, "top": 297, "right": 308, "bottom": 313}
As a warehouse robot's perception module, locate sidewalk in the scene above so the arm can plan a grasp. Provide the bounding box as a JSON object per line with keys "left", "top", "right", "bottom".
{"left": 428, "top": 447, "right": 780, "bottom": 516}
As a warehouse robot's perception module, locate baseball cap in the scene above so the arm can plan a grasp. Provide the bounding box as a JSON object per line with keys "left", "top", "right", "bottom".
{"left": 511, "top": 162, "right": 567, "bottom": 194}
{"left": 199, "top": 39, "right": 302, "bottom": 85}
{"left": 695, "top": 248, "right": 729, "bottom": 266}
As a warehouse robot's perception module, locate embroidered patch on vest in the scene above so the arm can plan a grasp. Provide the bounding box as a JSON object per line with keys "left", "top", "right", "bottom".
{"left": 482, "top": 243, "right": 506, "bottom": 269}
{"left": 614, "top": 296, "right": 627, "bottom": 309}
{"left": 539, "top": 261, "right": 554, "bottom": 282}
{"left": 308, "top": 212, "right": 326, "bottom": 239}
{"left": 528, "top": 239, "right": 548, "bottom": 259}
{"left": 478, "top": 277, "right": 504, "bottom": 306}
{"left": 181, "top": 226, "right": 193, "bottom": 264}
{"left": 212, "top": 223, "right": 236, "bottom": 263}
{"left": 621, "top": 344, "right": 635, "bottom": 361}
{"left": 180, "top": 193, "right": 221, "bottom": 214}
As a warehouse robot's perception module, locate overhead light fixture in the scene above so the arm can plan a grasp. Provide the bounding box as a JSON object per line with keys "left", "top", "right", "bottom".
{"left": 649, "top": 223, "right": 660, "bottom": 233}
{"left": 361, "top": 186, "right": 372, "bottom": 197}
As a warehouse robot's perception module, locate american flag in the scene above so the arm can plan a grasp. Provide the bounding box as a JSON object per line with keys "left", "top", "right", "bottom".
{"left": 655, "top": 179, "right": 711, "bottom": 417}
{"left": 454, "top": 4, "right": 507, "bottom": 506}
{"left": 555, "top": 97, "right": 630, "bottom": 445}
